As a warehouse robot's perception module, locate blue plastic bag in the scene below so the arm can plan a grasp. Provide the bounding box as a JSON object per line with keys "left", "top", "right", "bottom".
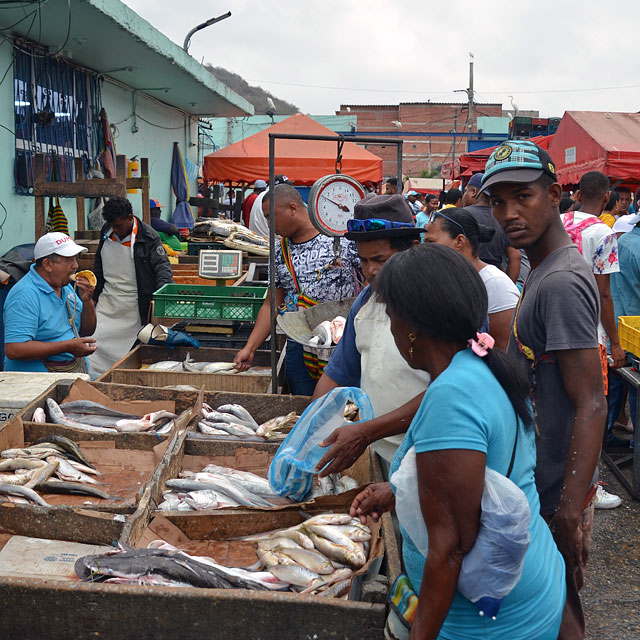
{"left": 267, "top": 387, "right": 373, "bottom": 501}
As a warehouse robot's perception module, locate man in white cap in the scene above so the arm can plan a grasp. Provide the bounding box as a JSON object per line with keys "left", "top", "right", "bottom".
{"left": 3, "top": 232, "right": 97, "bottom": 372}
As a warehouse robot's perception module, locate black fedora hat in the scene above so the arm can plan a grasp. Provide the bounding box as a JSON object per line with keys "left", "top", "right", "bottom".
{"left": 344, "top": 194, "right": 423, "bottom": 240}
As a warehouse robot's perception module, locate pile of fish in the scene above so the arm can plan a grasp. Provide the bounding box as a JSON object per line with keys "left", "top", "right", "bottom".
{"left": 75, "top": 542, "right": 289, "bottom": 591}
{"left": 240, "top": 513, "right": 371, "bottom": 595}
{"left": 145, "top": 353, "right": 270, "bottom": 376}
{"left": 191, "top": 218, "right": 269, "bottom": 256}
{"left": 74, "top": 512, "right": 372, "bottom": 597}
{"left": 308, "top": 316, "right": 347, "bottom": 348}
{"left": 159, "top": 461, "right": 359, "bottom": 512}
{"left": 35, "top": 399, "right": 177, "bottom": 434}
{"left": 196, "top": 402, "right": 298, "bottom": 442}
{"left": 159, "top": 463, "right": 284, "bottom": 511}
{"left": 0, "top": 435, "right": 119, "bottom": 505}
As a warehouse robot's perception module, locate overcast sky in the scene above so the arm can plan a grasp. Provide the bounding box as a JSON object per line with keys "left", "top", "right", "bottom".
{"left": 125, "top": 0, "right": 640, "bottom": 118}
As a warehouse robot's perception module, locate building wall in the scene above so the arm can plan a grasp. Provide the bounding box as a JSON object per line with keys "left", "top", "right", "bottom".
{"left": 0, "top": 44, "right": 199, "bottom": 256}
{"left": 336, "top": 102, "right": 503, "bottom": 178}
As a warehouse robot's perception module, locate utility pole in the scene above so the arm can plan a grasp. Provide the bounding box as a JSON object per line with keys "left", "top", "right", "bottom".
{"left": 467, "top": 52, "right": 475, "bottom": 130}
{"left": 451, "top": 110, "right": 458, "bottom": 167}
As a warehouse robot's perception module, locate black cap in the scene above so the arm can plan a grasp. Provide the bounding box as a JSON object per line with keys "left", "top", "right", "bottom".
{"left": 344, "top": 194, "right": 423, "bottom": 240}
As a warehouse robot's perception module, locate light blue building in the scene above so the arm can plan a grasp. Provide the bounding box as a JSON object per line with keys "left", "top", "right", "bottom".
{"left": 0, "top": 0, "right": 252, "bottom": 255}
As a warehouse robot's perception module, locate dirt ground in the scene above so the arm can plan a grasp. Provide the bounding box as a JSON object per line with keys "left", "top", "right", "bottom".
{"left": 583, "top": 460, "right": 640, "bottom": 640}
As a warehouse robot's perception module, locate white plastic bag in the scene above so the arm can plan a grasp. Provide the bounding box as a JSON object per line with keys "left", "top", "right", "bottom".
{"left": 267, "top": 387, "right": 373, "bottom": 501}
{"left": 390, "top": 446, "right": 531, "bottom": 618}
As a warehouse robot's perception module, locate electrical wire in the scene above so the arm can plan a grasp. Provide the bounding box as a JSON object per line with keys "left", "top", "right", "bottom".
{"left": 0, "top": 199, "right": 7, "bottom": 243}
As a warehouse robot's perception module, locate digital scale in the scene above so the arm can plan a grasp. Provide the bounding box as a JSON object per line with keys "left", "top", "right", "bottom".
{"left": 198, "top": 249, "right": 243, "bottom": 282}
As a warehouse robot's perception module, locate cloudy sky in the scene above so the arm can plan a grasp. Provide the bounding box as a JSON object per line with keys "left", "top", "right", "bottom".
{"left": 125, "top": 0, "right": 640, "bottom": 118}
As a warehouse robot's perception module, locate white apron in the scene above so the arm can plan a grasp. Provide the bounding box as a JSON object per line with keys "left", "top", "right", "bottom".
{"left": 88, "top": 238, "right": 142, "bottom": 377}
{"left": 355, "top": 295, "right": 430, "bottom": 463}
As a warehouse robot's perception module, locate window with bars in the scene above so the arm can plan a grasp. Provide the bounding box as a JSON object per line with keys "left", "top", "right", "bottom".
{"left": 13, "top": 43, "right": 103, "bottom": 194}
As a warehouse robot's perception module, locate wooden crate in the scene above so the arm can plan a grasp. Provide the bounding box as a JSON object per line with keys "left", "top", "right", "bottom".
{"left": 0, "top": 414, "right": 184, "bottom": 544}
{"left": 97, "top": 345, "right": 279, "bottom": 394}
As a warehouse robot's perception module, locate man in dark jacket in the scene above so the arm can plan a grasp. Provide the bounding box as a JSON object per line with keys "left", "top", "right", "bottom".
{"left": 89, "top": 197, "right": 172, "bottom": 376}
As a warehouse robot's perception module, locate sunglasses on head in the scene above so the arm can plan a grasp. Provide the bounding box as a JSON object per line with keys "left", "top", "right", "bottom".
{"left": 427, "top": 211, "right": 466, "bottom": 237}
{"left": 347, "top": 218, "right": 416, "bottom": 233}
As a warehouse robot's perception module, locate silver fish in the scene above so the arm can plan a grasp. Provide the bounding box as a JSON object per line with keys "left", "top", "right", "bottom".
{"left": 202, "top": 362, "right": 238, "bottom": 374}
{"left": 200, "top": 420, "right": 262, "bottom": 440}
{"left": 274, "top": 547, "right": 334, "bottom": 575}
{"left": 307, "top": 533, "right": 366, "bottom": 569}
{"left": 197, "top": 422, "right": 240, "bottom": 438}
{"left": 201, "top": 465, "right": 277, "bottom": 497}
{"left": 45, "top": 399, "right": 117, "bottom": 433}
{"left": 0, "top": 482, "right": 48, "bottom": 506}
{"left": 155, "top": 420, "right": 175, "bottom": 436}
{"left": 46, "top": 456, "right": 100, "bottom": 485}
{"left": 165, "top": 478, "right": 272, "bottom": 509}
{"left": 59, "top": 401, "right": 140, "bottom": 419}
{"left": 32, "top": 407, "right": 46, "bottom": 423}
{"left": 114, "top": 419, "right": 154, "bottom": 433}
{"left": 37, "top": 479, "right": 119, "bottom": 500}
{"left": 216, "top": 404, "right": 259, "bottom": 430}
{"left": 255, "top": 412, "right": 298, "bottom": 438}
{"left": 145, "top": 361, "right": 182, "bottom": 371}
{"left": 201, "top": 410, "right": 255, "bottom": 430}
{"left": 182, "top": 490, "right": 221, "bottom": 511}
{"left": 304, "top": 514, "right": 354, "bottom": 526}
{"left": 0, "top": 458, "right": 46, "bottom": 471}
{"left": 24, "top": 460, "right": 59, "bottom": 489}
{"left": 32, "top": 435, "right": 96, "bottom": 469}
{"left": 268, "top": 564, "right": 322, "bottom": 589}
{"left": 180, "top": 473, "right": 274, "bottom": 508}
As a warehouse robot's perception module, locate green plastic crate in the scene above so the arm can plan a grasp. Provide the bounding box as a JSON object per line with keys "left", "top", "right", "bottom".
{"left": 154, "top": 284, "right": 266, "bottom": 321}
{"left": 187, "top": 241, "right": 226, "bottom": 256}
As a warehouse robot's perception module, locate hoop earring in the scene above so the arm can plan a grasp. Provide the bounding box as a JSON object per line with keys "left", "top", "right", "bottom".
{"left": 409, "top": 332, "right": 416, "bottom": 359}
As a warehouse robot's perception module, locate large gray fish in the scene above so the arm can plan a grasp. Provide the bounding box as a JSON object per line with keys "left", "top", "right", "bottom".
{"left": 59, "top": 401, "right": 140, "bottom": 419}
{"left": 37, "top": 479, "right": 121, "bottom": 500}
{"left": 45, "top": 399, "right": 117, "bottom": 433}
{"left": 46, "top": 457, "right": 101, "bottom": 485}
{"left": 32, "top": 435, "right": 95, "bottom": 469}
{"left": 201, "top": 409, "right": 256, "bottom": 431}
{"left": 216, "top": 404, "right": 259, "bottom": 430}
{"left": 0, "top": 482, "right": 48, "bottom": 506}
{"left": 145, "top": 361, "right": 182, "bottom": 371}
{"left": 165, "top": 477, "right": 273, "bottom": 509}
{"left": 200, "top": 420, "right": 260, "bottom": 440}
{"left": 200, "top": 464, "right": 278, "bottom": 497}
{"left": 0, "top": 458, "right": 46, "bottom": 472}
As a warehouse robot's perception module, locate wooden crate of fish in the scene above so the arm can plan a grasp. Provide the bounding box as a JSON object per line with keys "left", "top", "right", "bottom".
{"left": 97, "top": 345, "right": 281, "bottom": 394}
{"left": 0, "top": 410, "right": 185, "bottom": 545}
{"left": 5, "top": 378, "right": 194, "bottom": 451}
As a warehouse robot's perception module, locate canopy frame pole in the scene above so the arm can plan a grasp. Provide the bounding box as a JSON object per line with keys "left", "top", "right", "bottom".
{"left": 267, "top": 132, "right": 403, "bottom": 395}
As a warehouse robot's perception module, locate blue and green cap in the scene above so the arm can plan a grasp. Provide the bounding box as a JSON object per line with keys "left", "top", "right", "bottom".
{"left": 480, "top": 140, "right": 557, "bottom": 193}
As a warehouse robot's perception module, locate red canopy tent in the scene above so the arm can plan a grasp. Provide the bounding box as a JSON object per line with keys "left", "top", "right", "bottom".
{"left": 203, "top": 114, "right": 383, "bottom": 186}
{"left": 442, "top": 135, "right": 554, "bottom": 181}
{"left": 548, "top": 111, "right": 640, "bottom": 187}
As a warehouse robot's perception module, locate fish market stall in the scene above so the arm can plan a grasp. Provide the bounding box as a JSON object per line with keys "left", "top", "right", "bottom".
{"left": 97, "top": 345, "right": 282, "bottom": 394}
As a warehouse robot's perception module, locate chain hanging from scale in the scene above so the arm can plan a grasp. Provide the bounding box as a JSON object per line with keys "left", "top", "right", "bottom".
{"left": 332, "top": 136, "right": 346, "bottom": 262}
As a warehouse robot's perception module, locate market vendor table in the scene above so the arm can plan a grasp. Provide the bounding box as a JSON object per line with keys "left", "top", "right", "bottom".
{"left": 601, "top": 365, "right": 640, "bottom": 499}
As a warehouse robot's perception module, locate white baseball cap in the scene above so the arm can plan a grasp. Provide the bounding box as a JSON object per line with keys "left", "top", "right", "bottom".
{"left": 613, "top": 213, "right": 640, "bottom": 234}
{"left": 34, "top": 232, "right": 88, "bottom": 261}
{"left": 254, "top": 179, "right": 267, "bottom": 189}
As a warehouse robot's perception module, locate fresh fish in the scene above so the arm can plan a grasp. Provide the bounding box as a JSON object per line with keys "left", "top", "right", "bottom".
{"left": 114, "top": 419, "right": 154, "bottom": 433}
{"left": 256, "top": 412, "right": 298, "bottom": 438}
{"left": 337, "top": 476, "right": 359, "bottom": 493}
{"left": 239, "top": 526, "right": 315, "bottom": 550}
{"left": 303, "top": 514, "right": 354, "bottom": 526}
{"left": 32, "top": 407, "right": 46, "bottom": 423}
{"left": 301, "top": 568, "right": 354, "bottom": 595}
{"left": 45, "top": 399, "right": 117, "bottom": 433}
{"left": 200, "top": 465, "right": 278, "bottom": 497}
{"left": 59, "top": 400, "right": 139, "bottom": 419}
{"left": 202, "top": 362, "right": 238, "bottom": 374}
{"left": 216, "top": 404, "right": 259, "bottom": 430}
{"left": 274, "top": 547, "right": 334, "bottom": 575}
{"left": 65, "top": 459, "right": 102, "bottom": 477}
{"left": 317, "top": 578, "right": 352, "bottom": 598}
{"left": 0, "top": 458, "right": 47, "bottom": 471}
{"left": 182, "top": 354, "right": 210, "bottom": 372}
{"left": 179, "top": 473, "right": 275, "bottom": 508}
{"left": 145, "top": 361, "right": 182, "bottom": 371}
{"left": 182, "top": 490, "right": 221, "bottom": 511}
{"left": 46, "top": 456, "right": 101, "bottom": 485}
{"left": 164, "top": 478, "right": 273, "bottom": 509}
{"left": 318, "top": 475, "right": 335, "bottom": 496}
{"left": 305, "top": 524, "right": 362, "bottom": 550}
{"left": 197, "top": 422, "right": 240, "bottom": 438}
{"left": 257, "top": 538, "right": 303, "bottom": 552}
{"left": 308, "top": 320, "right": 333, "bottom": 348}
{"left": 37, "top": 479, "right": 120, "bottom": 500}
{"left": 155, "top": 420, "right": 175, "bottom": 436}
{"left": 1, "top": 447, "right": 61, "bottom": 460}
{"left": 24, "top": 460, "right": 59, "bottom": 489}
{"left": 268, "top": 564, "right": 322, "bottom": 589}
{"left": 307, "top": 533, "right": 366, "bottom": 569}
{"left": 163, "top": 385, "right": 200, "bottom": 391}
{"left": 200, "top": 420, "right": 261, "bottom": 440}
{"left": 344, "top": 402, "right": 359, "bottom": 422}
{"left": 32, "top": 435, "right": 96, "bottom": 469}
{"left": 0, "top": 482, "right": 48, "bottom": 506}
{"left": 0, "top": 472, "right": 31, "bottom": 485}
{"left": 333, "top": 525, "right": 372, "bottom": 542}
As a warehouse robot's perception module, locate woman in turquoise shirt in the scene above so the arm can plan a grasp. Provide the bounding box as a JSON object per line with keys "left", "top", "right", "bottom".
{"left": 350, "top": 244, "right": 565, "bottom": 640}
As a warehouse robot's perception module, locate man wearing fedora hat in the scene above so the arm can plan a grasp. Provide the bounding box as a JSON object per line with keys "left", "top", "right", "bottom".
{"left": 312, "top": 193, "right": 428, "bottom": 474}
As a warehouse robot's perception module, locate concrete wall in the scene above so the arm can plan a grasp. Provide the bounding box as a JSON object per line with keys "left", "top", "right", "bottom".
{"left": 0, "top": 44, "right": 199, "bottom": 256}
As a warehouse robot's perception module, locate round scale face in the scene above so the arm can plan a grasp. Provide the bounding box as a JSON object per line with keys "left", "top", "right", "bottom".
{"left": 308, "top": 175, "right": 365, "bottom": 236}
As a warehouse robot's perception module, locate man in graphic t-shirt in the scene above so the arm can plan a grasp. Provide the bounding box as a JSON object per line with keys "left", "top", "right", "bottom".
{"left": 482, "top": 140, "right": 606, "bottom": 640}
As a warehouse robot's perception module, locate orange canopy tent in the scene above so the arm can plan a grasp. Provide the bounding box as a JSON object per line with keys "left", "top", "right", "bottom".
{"left": 548, "top": 111, "right": 640, "bottom": 187}
{"left": 203, "top": 114, "right": 383, "bottom": 186}
{"left": 441, "top": 135, "right": 553, "bottom": 181}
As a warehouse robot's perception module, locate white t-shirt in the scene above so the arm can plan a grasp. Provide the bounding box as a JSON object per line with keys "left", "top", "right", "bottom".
{"left": 248, "top": 191, "right": 269, "bottom": 238}
{"left": 562, "top": 211, "right": 620, "bottom": 345}
{"left": 479, "top": 264, "right": 520, "bottom": 314}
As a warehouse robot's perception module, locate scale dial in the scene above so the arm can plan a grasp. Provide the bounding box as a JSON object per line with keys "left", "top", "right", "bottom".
{"left": 308, "top": 174, "right": 366, "bottom": 237}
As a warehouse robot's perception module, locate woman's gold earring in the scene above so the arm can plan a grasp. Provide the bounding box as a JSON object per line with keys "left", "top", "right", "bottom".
{"left": 409, "top": 332, "right": 416, "bottom": 359}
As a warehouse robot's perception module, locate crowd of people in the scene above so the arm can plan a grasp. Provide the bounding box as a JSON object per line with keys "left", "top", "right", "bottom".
{"left": 2, "top": 136, "right": 640, "bottom": 639}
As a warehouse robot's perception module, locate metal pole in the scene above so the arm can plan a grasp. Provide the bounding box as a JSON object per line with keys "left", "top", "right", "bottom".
{"left": 467, "top": 53, "right": 475, "bottom": 130}
{"left": 396, "top": 141, "right": 403, "bottom": 193}
{"left": 268, "top": 136, "right": 277, "bottom": 394}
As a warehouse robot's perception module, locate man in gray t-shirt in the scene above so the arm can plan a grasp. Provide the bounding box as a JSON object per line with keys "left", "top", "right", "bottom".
{"left": 481, "top": 140, "right": 606, "bottom": 640}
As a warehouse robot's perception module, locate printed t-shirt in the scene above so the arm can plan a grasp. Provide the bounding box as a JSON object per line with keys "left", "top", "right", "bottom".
{"left": 391, "top": 349, "right": 565, "bottom": 639}
{"left": 611, "top": 226, "right": 640, "bottom": 320}
{"left": 3, "top": 264, "right": 83, "bottom": 372}
{"left": 562, "top": 211, "right": 619, "bottom": 345}
{"left": 479, "top": 264, "right": 520, "bottom": 314}
{"left": 465, "top": 203, "right": 510, "bottom": 268}
{"left": 273, "top": 234, "right": 359, "bottom": 304}
{"left": 507, "top": 246, "right": 599, "bottom": 515}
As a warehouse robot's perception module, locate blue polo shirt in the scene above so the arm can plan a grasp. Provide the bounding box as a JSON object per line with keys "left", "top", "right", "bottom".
{"left": 3, "top": 264, "right": 84, "bottom": 372}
